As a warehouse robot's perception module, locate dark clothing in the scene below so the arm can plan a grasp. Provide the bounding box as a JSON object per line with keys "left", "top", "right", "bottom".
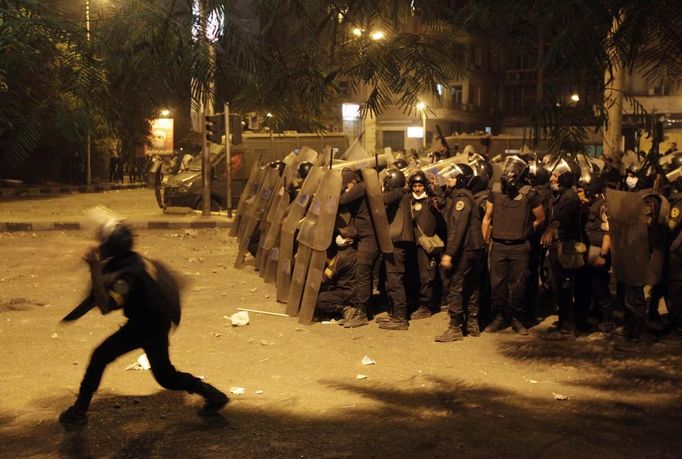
{"left": 383, "top": 188, "right": 413, "bottom": 320}
{"left": 316, "top": 246, "right": 356, "bottom": 315}
{"left": 444, "top": 249, "right": 484, "bottom": 317}
{"left": 339, "top": 182, "right": 375, "bottom": 239}
{"left": 384, "top": 188, "right": 415, "bottom": 243}
{"left": 666, "top": 193, "right": 682, "bottom": 330}
{"left": 410, "top": 194, "right": 444, "bottom": 308}
{"left": 584, "top": 197, "right": 608, "bottom": 248}
{"left": 551, "top": 188, "right": 582, "bottom": 241}
{"left": 488, "top": 188, "right": 542, "bottom": 242}
{"left": 445, "top": 189, "right": 484, "bottom": 257}
{"left": 73, "top": 251, "right": 200, "bottom": 412}
{"left": 490, "top": 241, "right": 530, "bottom": 319}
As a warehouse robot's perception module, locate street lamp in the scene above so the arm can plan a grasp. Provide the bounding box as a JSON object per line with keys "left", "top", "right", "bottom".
{"left": 416, "top": 101, "right": 427, "bottom": 148}
{"left": 570, "top": 93, "right": 580, "bottom": 102}
{"left": 160, "top": 109, "right": 171, "bottom": 117}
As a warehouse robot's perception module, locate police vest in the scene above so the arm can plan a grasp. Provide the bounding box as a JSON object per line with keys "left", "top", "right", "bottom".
{"left": 584, "top": 197, "right": 605, "bottom": 247}
{"left": 491, "top": 187, "right": 531, "bottom": 241}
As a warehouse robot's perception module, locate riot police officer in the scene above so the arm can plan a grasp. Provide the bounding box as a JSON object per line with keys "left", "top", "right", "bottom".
{"left": 408, "top": 170, "right": 445, "bottom": 319}
{"left": 665, "top": 153, "right": 682, "bottom": 338}
{"left": 315, "top": 225, "right": 357, "bottom": 321}
{"left": 482, "top": 156, "right": 545, "bottom": 335}
{"left": 541, "top": 157, "right": 583, "bottom": 341}
{"left": 59, "top": 221, "right": 228, "bottom": 425}
{"left": 437, "top": 164, "right": 486, "bottom": 341}
{"left": 378, "top": 169, "right": 415, "bottom": 330}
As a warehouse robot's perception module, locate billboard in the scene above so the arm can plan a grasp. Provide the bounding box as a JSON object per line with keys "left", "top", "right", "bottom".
{"left": 146, "top": 118, "right": 174, "bottom": 155}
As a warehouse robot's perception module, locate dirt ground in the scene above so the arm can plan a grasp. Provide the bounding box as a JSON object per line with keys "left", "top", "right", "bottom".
{"left": 0, "top": 225, "right": 681, "bottom": 458}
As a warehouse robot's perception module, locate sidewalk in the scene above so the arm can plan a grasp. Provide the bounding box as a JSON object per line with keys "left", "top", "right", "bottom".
{"left": 0, "top": 181, "right": 146, "bottom": 197}
{"left": 0, "top": 187, "right": 233, "bottom": 231}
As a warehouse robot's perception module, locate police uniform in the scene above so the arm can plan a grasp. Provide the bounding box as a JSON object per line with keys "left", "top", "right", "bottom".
{"left": 315, "top": 242, "right": 356, "bottom": 320}
{"left": 474, "top": 188, "right": 492, "bottom": 323}
{"left": 487, "top": 186, "right": 543, "bottom": 330}
{"left": 338, "top": 181, "right": 378, "bottom": 326}
{"left": 439, "top": 188, "right": 485, "bottom": 338}
{"left": 379, "top": 186, "right": 415, "bottom": 329}
{"left": 524, "top": 183, "right": 552, "bottom": 322}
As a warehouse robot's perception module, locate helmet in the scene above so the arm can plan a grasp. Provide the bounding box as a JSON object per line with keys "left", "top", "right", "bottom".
{"left": 268, "top": 160, "right": 286, "bottom": 176}
{"left": 500, "top": 155, "right": 528, "bottom": 197}
{"left": 577, "top": 162, "right": 603, "bottom": 199}
{"left": 98, "top": 223, "right": 134, "bottom": 259}
{"left": 297, "top": 161, "right": 312, "bottom": 180}
{"left": 448, "top": 163, "right": 475, "bottom": 189}
{"left": 548, "top": 157, "right": 580, "bottom": 189}
{"left": 408, "top": 170, "right": 428, "bottom": 187}
{"left": 622, "top": 152, "right": 655, "bottom": 191}
{"left": 527, "top": 160, "right": 550, "bottom": 186}
{"left": 469, "top": 159, "right": 492, "bottom": 193}
{"left": 393, "top": 158, "right": 408, "bottom": 170}
{"left": 383, "top": 168, "right": 406, "bottom": 191}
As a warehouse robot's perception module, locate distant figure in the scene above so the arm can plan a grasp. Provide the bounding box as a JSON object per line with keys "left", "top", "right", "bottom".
{"left": 108, "top": 149, "right": 119, "bottom": 183}
{"left": 59, "top": 218, "right": 229, "bottom": 426}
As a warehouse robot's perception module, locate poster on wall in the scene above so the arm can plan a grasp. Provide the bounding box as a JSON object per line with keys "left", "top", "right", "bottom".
{"left": 146, "top": 118, "right": 174, "bottom": 156}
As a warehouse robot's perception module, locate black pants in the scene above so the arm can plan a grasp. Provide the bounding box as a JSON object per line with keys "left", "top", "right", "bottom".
{"left": 668, "top": 252, "right": 682, "bottom": 331}
{"left": 316, "top": 288, "right": 352, "bottom": 316}
{"left": 415, "top": 246, "right": 437, "bottom": 307}
{"left": 548, "top": 245, "right": 577, "bottom": 331}
{"left": 445, "top": 250, "right": 483, "bottom": 317}
{"left": 490, "top": 241, "right": 530, "bottom": 320}
{"left": 383, "top": 242, "right": 410, "bottom": 320}
{"left": 352, "top": 237, "right": 379, "bottom": 314}
{"left": 74, "top": 321, "right": 202, "bottom": 411}
{"left": 575, "top": 263, "right": 612, "bottom": 327}
{"left": 524, "top": 236, "right": 544, "bottom": 315}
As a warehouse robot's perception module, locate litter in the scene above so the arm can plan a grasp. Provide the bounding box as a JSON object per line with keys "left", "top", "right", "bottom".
{"left": 256, "top": 389, "right": 264, "bottom": 394}
{"left": 356, "top": 374, "right": 367, "bottom": 380}
{"left": 230, "top": 387, "right": 246, "bottom": 395}
{"left": 125, "top": 353, "right": 151, "bottom": 371}
{"left": 230, "top": 311, "right": 250, "bottom": 327}
{"left": 552, "top": 392, "right": 570, "bottom": 400}
{"left": 361, "top": 356, "right": 376, "bottom": 365}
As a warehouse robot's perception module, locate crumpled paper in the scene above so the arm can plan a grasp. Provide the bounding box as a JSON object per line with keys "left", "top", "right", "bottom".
{"left": 230, "top": 311, "right": 250, "bottom": 327}
{"left": 230, "top": 386, "right": 246, "bottom": 395}
{"left": 361, "top": 356, "right": 376, "bottom": 365}
{"left": 125, "top": 353, "right": 151, "bottom": 371}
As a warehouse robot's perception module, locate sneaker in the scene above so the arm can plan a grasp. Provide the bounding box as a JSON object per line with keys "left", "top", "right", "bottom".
{"left": 59, "top": 406, "right": 88, "bottom": 426}
{"left": 379, "top": 318, "right": 409, "bottom": 330}
{"left": 410, "top": 306, "right": 432, "bottom": 320}
{"left": 435, "top": 326, "right": 464, "bottom": 342}
{"left": 511, "top": 318, "right": 529, "bottom": 336}
{"left": 484, "top": 314, "right": 510, "bottom": 333}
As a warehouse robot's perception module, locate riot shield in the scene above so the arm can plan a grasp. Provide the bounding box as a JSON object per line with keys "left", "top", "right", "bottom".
{"left": 276, "top": 166, "right": 325, "bottom": 302}
{"left": 605, "top": 188, "right": 656, "bottom": 285}
{"left": 288, "top": 169, "right": 342, "bottom": 318}
{"left": 255, "top": 176, "right": 284, "bottom": 271}
{"left": 361, "top": 169, "right": 394, "bottom": 254}
{"left": 331, "top": 152, "right": 395, "bottom": 171}
{"left": 230, "top": 162, "right": 264, "bottom": 237}
{"left": 234, "top": 167, "right": 280, "bottom": 269}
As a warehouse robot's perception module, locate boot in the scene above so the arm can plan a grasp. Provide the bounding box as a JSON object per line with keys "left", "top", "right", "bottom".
{"left": 343, "top": 307, "right": 369, "bottom": 328}
{"left": 511, "top": 318, "right": 529, "bottom": 336}
{"left": 59, "top": 405, "right": 88, "bottom": 426}
{"left": 410, "top": 305, "right": 432, "bottom": 320}
{"left": 466, "top": 312, "right": 480, "bottom": 337}
{"left": 379, "top": 317, "right": 409, "bottom": 330}
{"left": 435, "top": 315, "right": 464, "bottom": 342}
{"left": 197, "top": 383, "right": 229, "bottom": 417}
{"left": 484, "top": 312, "right": 510, "bottom": 333}
{"left": 336, "top": 306, "right": 354, "bottom": 325}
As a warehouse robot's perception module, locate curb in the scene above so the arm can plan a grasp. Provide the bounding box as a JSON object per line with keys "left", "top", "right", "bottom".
{"left": 0, "top": 183, "right": 147, "bottom": 198}
{"left": 0, "top": 220, "right": 232, "bottom": 232}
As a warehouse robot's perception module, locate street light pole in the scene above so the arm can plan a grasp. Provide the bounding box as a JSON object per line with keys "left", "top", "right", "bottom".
{"left": 85, "top": 0, "right": 92, "bottom": 186}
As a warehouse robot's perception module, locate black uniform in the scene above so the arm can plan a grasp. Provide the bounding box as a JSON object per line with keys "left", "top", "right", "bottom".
{"left": 382, "top": 187, "right": 415, "bottom": 324}
{"left": 547, "top": 187, "right": 583, "bottom": 333}
{"left": 575, "top": 195, "right": 612, "bottom": 329}
{"left": 524, "top": 183, "right": 551, "bottom": 321}
{"left": 410, "top": 193, "right": 444, "bottom": 312}
{"left": 488, "top": 187, "right": 542, "bottom": 324}
{"left": 474, "top": 189, "right": 492, "bottom": 323}
{"left": 443, "top": 189, "right": 485, "bottom": 323}
{"left": 338, "top": 182, "right": 378, "bottom": 321}
{"left": 315, "top": 243, "right": 356, "bottom": 319}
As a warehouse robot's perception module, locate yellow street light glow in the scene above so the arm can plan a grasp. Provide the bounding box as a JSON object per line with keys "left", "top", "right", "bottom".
{"left": 370, "top": 31, "right": 385, "bottom": 40}
{"left": 266, "top": 112, "right": 273, "bottom": 118}
{"left": 416, "top": 101, "right": 426, "bottom": 111}
{"left": 570, "top": 94, "right": 580, "bottom": 102}
{"left": 160, "top": 109, "right": 170, "bottom": 117}
{"left": 352, "top": 28, "right": 362, "bottom": 37}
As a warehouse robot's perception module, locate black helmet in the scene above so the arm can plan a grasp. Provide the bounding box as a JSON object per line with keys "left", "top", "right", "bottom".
{"left": 408, "top": 170, "right": 428, "bottom": 187}
{"left": 527, "top": 160, "right": 550, "bottom": 186}
{"left": 578, "top": 163, "right": 603, "bottom": 199}
{"left": 549, "top": 157, "right": 580, "bottom": 189}
{"left": 98, "top": 223, "right": 134, "bottom": 259}
{"left": 449, "top": 163, "right": 475, "bottom": 189}
{"left": 469, "top": 159, "right": 492, "bottom": 193}
{"left": 297, "top": 161, "right": 313, "bottom": 180}
{"left": 393, "top": 158, "right": 408, "bottom": 170}
{"left": 500, "top": 155, "right": 528, "bottom": 197}
{"left": 383, "top": 168, "right": 406, "bottom": 191}
{"left": 268, "top": 160, "right": 286, "bottom": 176}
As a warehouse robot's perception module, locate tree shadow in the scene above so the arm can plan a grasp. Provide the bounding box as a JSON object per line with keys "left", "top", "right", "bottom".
{"left": 1, "top": 374, "right": 680, "bottom": 458}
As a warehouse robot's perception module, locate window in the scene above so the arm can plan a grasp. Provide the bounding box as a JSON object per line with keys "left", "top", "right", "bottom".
{"left": 450, "top": 84, "right": 463, "bottom": 108}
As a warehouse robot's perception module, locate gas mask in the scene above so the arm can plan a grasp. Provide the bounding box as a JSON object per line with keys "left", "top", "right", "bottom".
{"left": 500, "top": 174, "right": 520, "bottom": 198}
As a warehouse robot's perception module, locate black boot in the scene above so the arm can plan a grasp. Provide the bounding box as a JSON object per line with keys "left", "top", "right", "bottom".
{"left": 197, "top": 383, "right": 229, "bottom": 417}
{"left": 343, "top": 307, "right": 369, "bottom": 328}
{"left": 466, "top": 312, "right": 480, "bottom": 337}
{"left": 59, "top": 405, "right": 88, "bottom": 426}
{"left": 435, "top": 314, "right": 464, "bottom": 342}
{"left": 380, "top": 306, "right": 408, "bottom": 330}
{"left": 484, "top": 312, "right": 510, "bottom": 333}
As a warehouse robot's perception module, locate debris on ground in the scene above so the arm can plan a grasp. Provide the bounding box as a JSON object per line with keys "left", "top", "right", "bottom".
{"left": 230, "top": 311, "right": 250, "bottom": 326}
{"left": 125, "top": 353, "right": 151, "bottom": 371}
{"left": 356, "top": 374, "right": 367, "bottom": 380}
{"left": 361, "top": 356, "right": 376, "bottom": 366}
{"left": 230, "top": 387, "right": 246, "bottom": 395}
{"left": 552, "top": 392, "right": 570, "bottom": 400}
